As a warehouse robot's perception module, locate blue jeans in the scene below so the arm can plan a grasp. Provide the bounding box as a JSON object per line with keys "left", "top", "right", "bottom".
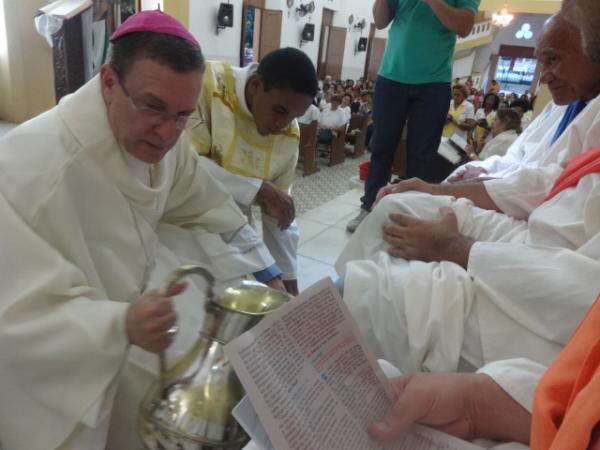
{"left": 361, "top": 76, "right": 451, "bottom": 210}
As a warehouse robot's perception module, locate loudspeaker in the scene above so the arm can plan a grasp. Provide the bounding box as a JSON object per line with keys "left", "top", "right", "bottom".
{"left": 357, "top": 37, "right": 368, "bottom": 52}
{"left": 301, "top": 23, "right": 315, "bottom": 42}
{"left": 217, "top": 3, "right": 234, "bottom": 28}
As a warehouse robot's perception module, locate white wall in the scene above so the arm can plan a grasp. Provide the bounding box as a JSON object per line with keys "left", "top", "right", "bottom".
{"left": 472, "top": 13, "right": 549, "bottom": 73}
{"left": 452, "top": 51, "right": 476, "bottom": 79}
{"left": 189, "top": 0, "right": 244, "bottom": 64}
{"left": 187, "top": 2, "right": 550, "bottom": 83}
{"left": 187, "top": 0, "right": 388, "bottom": 79}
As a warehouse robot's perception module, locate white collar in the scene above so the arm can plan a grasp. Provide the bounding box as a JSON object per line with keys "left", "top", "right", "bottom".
{"left": 232, "top": 63, "right": 258, "bottom": 116}
{"left": 121, "top": 149, "right": 152, "bottom": 186}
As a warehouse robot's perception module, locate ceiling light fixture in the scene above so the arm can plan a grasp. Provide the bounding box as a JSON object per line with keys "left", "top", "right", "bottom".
{"left": 492, "top": 7, "right": 514, "bottom": 28}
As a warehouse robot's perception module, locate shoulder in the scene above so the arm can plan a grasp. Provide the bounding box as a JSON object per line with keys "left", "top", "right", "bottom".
{"left": 455, "top": 0, "right": 480, "bottom": 13}
{"left": 0, "top": 112, "right": 88, "bottom": 221}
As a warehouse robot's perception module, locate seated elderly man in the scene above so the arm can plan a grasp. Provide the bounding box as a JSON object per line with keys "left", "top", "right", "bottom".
{"left": 335, "top": 2, "right": 600, "bottom": 375}
{"left": 360, "top": 5, "right": 600, "bottom": 449}
{"left": 0, "top": 11, "right": 284, "bottom": 450}
{"left": 448, "top": 12, "right": 600, "bottom": 183}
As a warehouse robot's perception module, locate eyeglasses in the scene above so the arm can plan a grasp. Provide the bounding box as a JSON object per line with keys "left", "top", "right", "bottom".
{"left": 118, "top": 78, "right": 205, "bottom": 131}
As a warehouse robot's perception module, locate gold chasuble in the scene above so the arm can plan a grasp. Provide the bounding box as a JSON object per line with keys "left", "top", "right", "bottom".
{"left": 187, "top": 61, "right": 300, "bottom": 192}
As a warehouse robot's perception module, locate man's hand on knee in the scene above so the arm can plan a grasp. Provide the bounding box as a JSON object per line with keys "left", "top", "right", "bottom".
{"left": 382, "top": 207, "right": 473, "bottom": 267}
{"left": 375, "top": 178, "right": 434, "bottom": 206}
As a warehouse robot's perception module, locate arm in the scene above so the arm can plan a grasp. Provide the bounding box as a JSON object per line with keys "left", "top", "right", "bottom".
{"left": 483, "top": 164, "right": 563, "bottom": 219}
{"left": 369, "top": 372, "right": 531, "bottom": 444}
{"left": 261, "top": 217, "right": 300, "bottom": 295}
{"left": 199, "top": 155, "right": 262, "bottom": 208}
{"left": 421, "top": 0, "right": 476, "bottom": 37}
{"left": 220, "top": 224, "right": 286, "bottom": 290}
{"left": 255, "top": 180, "right": 295, "bottom": 230}
{"left": 457, "top": 103, "right": 476, "bottom": 131}
{"left": 375, "top": 177, "right": 501, "bottom": 212}
{"left": 257, "top": 139, "right": 299, "bottom": 231}
{"left": 373, "top": 0, "right": 395, "bottom": 29}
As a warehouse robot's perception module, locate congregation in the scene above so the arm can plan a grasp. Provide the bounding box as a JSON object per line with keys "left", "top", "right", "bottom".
{"left": 2, "top": 0, "right": 600, "bottom": 449}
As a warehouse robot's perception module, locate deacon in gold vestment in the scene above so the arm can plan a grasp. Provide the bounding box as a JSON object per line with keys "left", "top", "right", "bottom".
{"left": 187, "top": 48, "right": 318, "bottom": 295}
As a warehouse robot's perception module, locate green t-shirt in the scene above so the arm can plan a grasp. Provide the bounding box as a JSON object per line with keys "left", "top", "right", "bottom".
{"left": 379, "top": 0, "right": 480, "bottom": 84}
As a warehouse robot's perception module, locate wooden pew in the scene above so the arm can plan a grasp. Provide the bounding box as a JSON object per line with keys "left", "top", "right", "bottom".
{"left": 346, "top": 113, "right": 369, "bottom": 158}
{"left": 298, "top": 121, "right": 319, "bottom": 176}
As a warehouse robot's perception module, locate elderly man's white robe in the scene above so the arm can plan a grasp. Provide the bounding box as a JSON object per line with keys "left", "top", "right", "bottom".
{"left": 446, "top": 96, "right": 600, "bottom": 202}
{"left": 0, "top": 76, "right": 274, "bottom": 450}
{"left": 335, "top": 176, "right": 600, "bottom": 374}
{"left": 445, "top": 102, "right": 566, "bottom": 181}
{"left": 483, "top": 94, "right": 600, "bottom": 218}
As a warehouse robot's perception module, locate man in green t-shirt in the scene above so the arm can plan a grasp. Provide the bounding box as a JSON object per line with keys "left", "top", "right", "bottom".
{"left": 347, "top": 0, "right": 480, "bottom": 233}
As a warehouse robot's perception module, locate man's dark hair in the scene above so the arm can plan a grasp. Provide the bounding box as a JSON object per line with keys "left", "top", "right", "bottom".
{"left": 510, "top": 98, "right": 531, "bottom": 112}
{"left": 256, "top": 47, "right": 318, "bottom": 98}
{"left": 109, "top": 32, "right": 205, "bottom": 81}
{"left": 483, "top": 92, "right": 500, "bottom": 110}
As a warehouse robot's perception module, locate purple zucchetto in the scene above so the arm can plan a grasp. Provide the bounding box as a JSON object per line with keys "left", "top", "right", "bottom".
{"left": 110, "top": 10, "right": 200, "bottom": 49}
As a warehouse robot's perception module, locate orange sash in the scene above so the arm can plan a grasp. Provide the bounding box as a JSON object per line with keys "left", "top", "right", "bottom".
{"left": 543, "top": 146, "right": 600, "bottom": 202}
{"left": 531, "top": 295, "right": 600, "bottom": 450}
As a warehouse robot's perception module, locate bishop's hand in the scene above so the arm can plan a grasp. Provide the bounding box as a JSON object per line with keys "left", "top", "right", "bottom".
{"left": 125, "top": 282, "right": 186, "bottom": 353}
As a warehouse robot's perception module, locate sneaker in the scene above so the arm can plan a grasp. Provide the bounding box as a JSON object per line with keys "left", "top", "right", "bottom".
{"left": 346, "top": 208, "right": 369, "bottom": 233}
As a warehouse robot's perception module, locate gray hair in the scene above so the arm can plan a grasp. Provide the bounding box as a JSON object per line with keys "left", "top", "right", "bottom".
{"left": 497, "top": 108, "right": 522, "bottom": 134}
{"left": 572, "top": 0, "right": 600, "bottom": 64}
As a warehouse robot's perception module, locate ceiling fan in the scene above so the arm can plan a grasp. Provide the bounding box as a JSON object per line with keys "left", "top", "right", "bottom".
{"left": 296, "top": 1, "right": 315, "bottom": 17}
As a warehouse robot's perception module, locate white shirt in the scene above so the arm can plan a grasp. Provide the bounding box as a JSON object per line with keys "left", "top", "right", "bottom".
{"left": 475, "top": 108, "right": 496, "bottom": 122}
{"left": 479, "top": 129, "right": 519, "bottom": 160}
{"left": 320, "top": 107, "right": 348, "bottom": 129}
{"left": 448, "top": 100, "right": 475, "bottom": 140}
{"left": 297, "top": 104, "right": 320, "bottom": 125}
{"left": 319, "top": 99, "right": 331, "bottom": 111}
{"left": 341, "top": 105, "right": 352, "bottom": 122}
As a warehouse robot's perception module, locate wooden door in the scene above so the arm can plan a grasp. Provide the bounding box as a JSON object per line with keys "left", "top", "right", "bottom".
{"left": 363, "top": 23, "right": 376, "bottom": 80}
{"left": 259, "top": 9, "right": 282, "bottom": 60}
{"left": 244, "top": 0, "right": 264, "bottom": 7}
{"left": 324, "top": 26, "right": 346, "bottom": 81}
{"left": 317, "top": 9, "right": 334, "bottom": 79}
{"left": 366, "top": 38, "right": 386, "bottom": 82}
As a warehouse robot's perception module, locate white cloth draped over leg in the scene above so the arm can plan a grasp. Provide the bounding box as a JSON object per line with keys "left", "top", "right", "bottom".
{"left": 335, "top": 191, "right": 565, "bottom": 373}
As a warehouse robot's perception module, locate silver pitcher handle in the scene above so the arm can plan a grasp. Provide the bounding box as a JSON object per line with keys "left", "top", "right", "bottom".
{"left": 157, "top": 265, "right": 216, "bottom": 394}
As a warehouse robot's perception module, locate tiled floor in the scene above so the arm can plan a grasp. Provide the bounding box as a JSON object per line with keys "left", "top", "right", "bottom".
{"left": 296, "top": 188, "right": 363, "bottom": 291}
{"left": 0, "top": 121, "right": 18, "bottom": 137}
